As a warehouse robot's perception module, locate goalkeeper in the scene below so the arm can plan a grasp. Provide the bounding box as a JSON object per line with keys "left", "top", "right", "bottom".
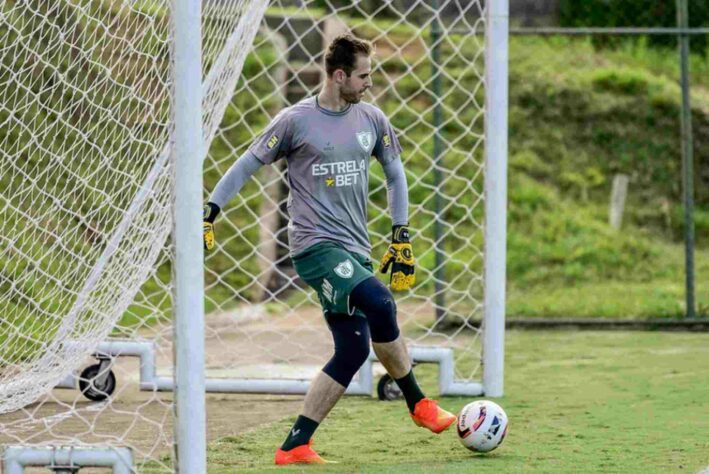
{"left": 204, "top": 34, "right": 456, "bottom": 465}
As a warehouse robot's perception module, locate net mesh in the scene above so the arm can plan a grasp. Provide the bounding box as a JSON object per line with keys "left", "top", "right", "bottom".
{"left": 0, "top": 0, "right": 487, "bottom": 470}
{"left": 0, "top": 0, "right": 268, "bottom": 469}
{"left": 200, "top": 1, "right": 487, "bottom": 384}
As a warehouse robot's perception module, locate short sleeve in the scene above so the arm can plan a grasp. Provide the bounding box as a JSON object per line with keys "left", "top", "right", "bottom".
{"left": 372, "top": 110, "right": 402, "bottom": 165}
{"left": 247, "top": 109, "right": 293, "bottom": 164}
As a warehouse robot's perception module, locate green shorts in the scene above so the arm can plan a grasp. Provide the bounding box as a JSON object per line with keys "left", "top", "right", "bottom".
{"left": 292, "top": 242, "right": 374, "bottom": 318}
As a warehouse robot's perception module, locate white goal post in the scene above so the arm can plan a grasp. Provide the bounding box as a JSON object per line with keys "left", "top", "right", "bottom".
{"left": 0, "top": 0, "right": 507, "bottom": 470}
{"left": 484, "top": 0, "right": 509, "bottom": 398}
{"left": 173, "top": 0, "right": 206, "bottom": 471}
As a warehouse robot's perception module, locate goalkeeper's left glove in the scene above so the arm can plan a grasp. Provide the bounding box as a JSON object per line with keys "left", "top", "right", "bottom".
{"left": 378, "top": 225, "right": 415, "bottom": 291}
{"left": 203, "top": 202, "right": 220, "bottom": 251}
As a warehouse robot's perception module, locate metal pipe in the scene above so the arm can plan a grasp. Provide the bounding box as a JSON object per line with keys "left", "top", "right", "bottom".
{"left": 2, "top": 446, "right": 133, "bottom": 474}
{"left": 510, "top": 27, "right": 709, "bottom": 36}
{"left": 447, "top": 27, "right": 709, "bottom": 36}
{"left": 677, "top": 0, "right": 696, "bottom": 319}
{"left": 56, "top": 340, "right": 480, "bottom": 396}
{"left": 448, "top": 27, "right": 709, "bottom": 36}
{"left": 430, "top": 0, "right": 447, "bottom": 323}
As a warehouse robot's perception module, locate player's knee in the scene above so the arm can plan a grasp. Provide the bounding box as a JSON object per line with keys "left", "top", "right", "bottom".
{"left": 351, "top": 277, "right": 400, "bottom": 343}
{"left": 323, "top": 341, "right": 369, "bottom": 387}
{"left": 366, "top": 294, "right": 399, "bottom": 343}
{"left": 323, "top": 316, "right": 371, "bottom": 387}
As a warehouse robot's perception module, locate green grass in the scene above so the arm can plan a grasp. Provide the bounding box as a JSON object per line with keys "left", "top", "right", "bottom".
{"left": 199, "top": 331, "right": 709, "bottom": 473}
{"left": 500, "top": 35, "right": 709, "bottom": 318}
{"left": 508, "top": 280, "right": 708, "bottom": 318}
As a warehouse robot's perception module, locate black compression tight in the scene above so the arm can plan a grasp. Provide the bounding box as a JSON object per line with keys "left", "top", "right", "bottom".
{"left": 321, "top": 277, "right": 401, "bottom": 387}
{"left": 322, "top": 313, "right": 371, "bottom": 387}
{"left": 350, "top": 276, "right": 400, "bottom": 343}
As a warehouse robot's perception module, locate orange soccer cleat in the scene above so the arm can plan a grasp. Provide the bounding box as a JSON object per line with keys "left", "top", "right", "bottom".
{"left": 410, "top": 398, "right": 457, "bottom": 434}
{"left": 274, "top": 439, "right": 333, "bottom": 465}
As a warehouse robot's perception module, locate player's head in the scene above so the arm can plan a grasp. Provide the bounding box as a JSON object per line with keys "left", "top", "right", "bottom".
{"left": 324, "top": 34, "right": 373, "bottom": 104}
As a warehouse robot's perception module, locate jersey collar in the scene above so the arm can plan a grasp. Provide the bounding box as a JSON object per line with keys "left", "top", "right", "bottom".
{"left": 315, "top": 96, "right": 352, "bottom": 116}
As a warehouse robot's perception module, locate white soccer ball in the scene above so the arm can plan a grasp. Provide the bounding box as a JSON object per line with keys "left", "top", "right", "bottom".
{"left": 456, "top": 400, "right": 508, "bottom": 452}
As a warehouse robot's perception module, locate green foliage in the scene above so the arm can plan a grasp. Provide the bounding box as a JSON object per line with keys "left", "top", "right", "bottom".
{"left": 559, "top": 0, "right": 709, "bottom": 54}
{"left": 692, "top": 207, "right": 709, "bottom": 237}
{"left": 510, "top": 36, "right": 709, "bottom": 211}
{"left": 591, "top": 69, "right": 650, "bottom": 95}
{"left": 509, "top": 203, "right": 661, "bottom": 287}
{"left": 508, "top": 280, "right": 708, "bottom": 318}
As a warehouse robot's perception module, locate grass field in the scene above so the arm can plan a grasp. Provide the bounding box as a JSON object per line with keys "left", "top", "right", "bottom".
{"left": 202, "top": 330, "right": 709, "bottom": 473}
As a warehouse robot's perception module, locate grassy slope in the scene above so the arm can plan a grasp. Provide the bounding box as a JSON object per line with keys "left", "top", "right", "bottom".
{"left": 193, "top": 331, "right": 709, "bottom": 473}
{"left": 206, "top": 32, "right": 709, "bottom": 319}
{"left": 197, "top": 32, "right": 709, "bottom": 320}
{"left": 504, "top": 36, "right": 709, "bottom": 318}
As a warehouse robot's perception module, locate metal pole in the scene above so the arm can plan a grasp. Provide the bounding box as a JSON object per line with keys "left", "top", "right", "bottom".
{"left": 173, "top": 0, "right": 206, "bottom": 471}
{"left": 483, "top": 0, "right": 508, "bottom": 397}
{"left": 509, "top": 26, "right": 709, "bottom": 36}
{"left": 447, "top": 26, "right": 709, "bottom": 36}
{"left": 430, "top": 0, "right": 446, "bottom": 322}
{"left": 677, "top": 0, "right": 696, "bottom": 319}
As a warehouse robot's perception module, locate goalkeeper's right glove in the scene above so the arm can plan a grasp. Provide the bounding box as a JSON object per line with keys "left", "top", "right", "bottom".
{"left": 203, "top": 202, "right": 220, "bottom": 251}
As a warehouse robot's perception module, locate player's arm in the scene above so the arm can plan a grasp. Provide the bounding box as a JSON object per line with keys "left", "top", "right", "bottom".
{"left": 378, "top": 157, "right": 415, "bottom": 291}
{"left": 204, "top": 109, "right": 292, "bottom": 251}
{"left": 203, "top": 152, "right": 264, "bottom": 250}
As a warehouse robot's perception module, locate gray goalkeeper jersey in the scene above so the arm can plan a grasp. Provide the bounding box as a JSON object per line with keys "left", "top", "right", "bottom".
{"left": 248, "top": 97, "right": 403, "bottom": 257}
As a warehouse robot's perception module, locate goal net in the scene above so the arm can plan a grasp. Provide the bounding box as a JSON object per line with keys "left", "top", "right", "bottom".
{"left": 0, "top": 0, "right": 505, "bottom": 470}
{"left": 201, "top": 0, "right": 496, "bottom": 396}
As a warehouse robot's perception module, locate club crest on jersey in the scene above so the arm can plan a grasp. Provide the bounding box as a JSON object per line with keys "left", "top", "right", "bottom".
{"left": 356, "top": 131, "right": 373, "bottom": 152}
{"left": 334, "top": 260, "right": 354, "bottom": 279}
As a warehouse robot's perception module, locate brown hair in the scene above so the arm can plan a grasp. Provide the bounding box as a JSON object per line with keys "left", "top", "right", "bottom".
{"left": 324, "top": 34, "right": 373, "bottom": 77}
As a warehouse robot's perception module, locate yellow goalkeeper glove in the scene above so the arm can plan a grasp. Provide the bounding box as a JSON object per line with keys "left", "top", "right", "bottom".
{"left": 203, "top": 202, "right": 220, "bottom": 251}
{"left": 378, "top": 225, "right": 415, "bottom": 291}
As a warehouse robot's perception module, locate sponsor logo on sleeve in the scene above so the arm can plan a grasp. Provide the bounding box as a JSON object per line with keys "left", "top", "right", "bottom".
{"left": 266, "top": 134, "right": 279, "bottom": 150}
{"left": 383, "top": 134, "right": 391, "bottom": 148}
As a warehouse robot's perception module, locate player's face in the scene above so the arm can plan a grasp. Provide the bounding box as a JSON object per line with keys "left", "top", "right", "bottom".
{"left": 340, "top": 54, "right": 372, "bottom": 104}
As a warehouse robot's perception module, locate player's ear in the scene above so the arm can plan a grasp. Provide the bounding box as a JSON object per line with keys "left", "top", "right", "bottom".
{"left": 333, "top": 69, "right": 346, "bottom": 84}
